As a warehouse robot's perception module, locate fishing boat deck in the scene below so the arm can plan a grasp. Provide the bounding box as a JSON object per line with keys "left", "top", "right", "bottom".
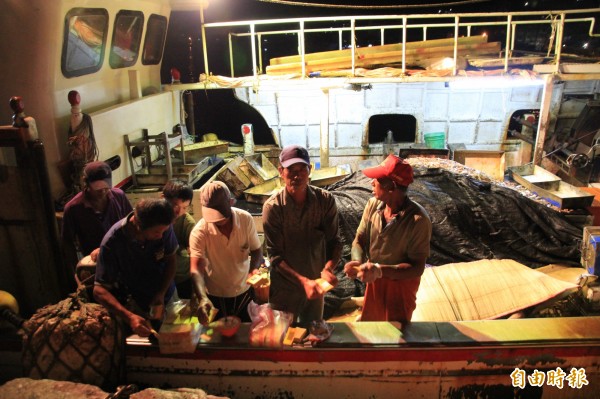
{"left": 3, "top": 316, "right": 600, "bottom": 397}
{"left": 122, "top": 316, "right": 600, "bottom": 398}
{"left": 125, "top": 316, "right": 600, "bottom": 351}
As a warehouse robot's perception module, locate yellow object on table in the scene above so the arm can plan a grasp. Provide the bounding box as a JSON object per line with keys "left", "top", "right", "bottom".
{"left": 157, "top": 315, "right": 201, "bottom": 354}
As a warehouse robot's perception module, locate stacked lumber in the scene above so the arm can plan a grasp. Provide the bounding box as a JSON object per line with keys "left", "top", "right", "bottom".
{"left": 266, "top": 36, "right": 500, "bottom": 76}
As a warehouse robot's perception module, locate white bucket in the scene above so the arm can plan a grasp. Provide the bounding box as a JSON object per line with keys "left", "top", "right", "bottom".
{"left": 242, "top": 123, "right": 255, "bottom": 155}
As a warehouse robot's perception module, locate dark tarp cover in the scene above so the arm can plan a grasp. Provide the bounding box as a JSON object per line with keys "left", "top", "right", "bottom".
{"left": 323, "top": 163, "right": 584, "bottom": 318}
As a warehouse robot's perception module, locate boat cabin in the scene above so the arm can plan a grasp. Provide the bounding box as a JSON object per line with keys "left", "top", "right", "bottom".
{"left": 2, "top": 1, "right": 600, "bottom": 398}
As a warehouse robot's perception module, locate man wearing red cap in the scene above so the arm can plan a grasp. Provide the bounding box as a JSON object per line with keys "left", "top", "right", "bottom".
{"left": 344, "top": 154, "right": 432, "bottom": 323}
{"left": 263, "top": 145, "right": 342, "bottom": 327}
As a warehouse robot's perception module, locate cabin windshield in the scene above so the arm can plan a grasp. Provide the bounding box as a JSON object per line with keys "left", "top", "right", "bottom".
{"left": 109, "top": 10, "right": 144, "bottom": 68}
{"left": 142, "top": 14, "right": 168, "bottom": 65}
{"left": 61, "top": 8, "right": 108, "bottom": 77}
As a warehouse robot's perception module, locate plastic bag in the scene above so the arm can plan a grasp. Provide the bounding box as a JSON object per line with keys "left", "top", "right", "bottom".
{"left": 164, "top": 297, "right": 188, "bottom": 324}
{"left": 306, "top": 320, "right": 334, "bottom": 346}
{"left": 247, "top": 301, "right": 293, "bottom": 348}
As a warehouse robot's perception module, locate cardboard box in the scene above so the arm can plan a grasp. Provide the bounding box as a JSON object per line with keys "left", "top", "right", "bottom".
{"left": 158, "top": 318, "right": 202, "bottom": 354}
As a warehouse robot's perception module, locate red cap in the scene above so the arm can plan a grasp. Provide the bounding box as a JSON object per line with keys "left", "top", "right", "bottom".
{"left": 362, "top": 155, "right": 413, "bottom": 187}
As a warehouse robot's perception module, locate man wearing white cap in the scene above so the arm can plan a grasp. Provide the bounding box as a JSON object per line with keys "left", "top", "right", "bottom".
{"left": 189, "top": 181, "right": 263, "bottom": 324}
{"left": 262, "top": 145, "right": 342, "bottom": 327}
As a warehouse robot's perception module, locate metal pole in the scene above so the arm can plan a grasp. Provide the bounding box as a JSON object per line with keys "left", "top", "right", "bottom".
{"left": 229, "top": 33, "right": 234, "bottom": 77}
{"left": 250, "top": 23, "right": 257, "bottom": 77}
{"left": 351, "top": 19, "right": 356, "bottom": 75}
{"left": 200, "top": 4, "right": 209, "bottom": 75}
{"left": 453, "top": 16, "right": 459, "bottom": 76}
{"left": 300, "top": 21, "right": 306, "bottom": 77}
{"left": 320, "top": 89, "right": 330, "bottom": 168}
{"left": 504, "top": 14, "right": 512, "bottom": 73}
{"left": 258, "top": 33, "right": 263, "bottom": 75}
{"left": 533, "top": 74, "right": 555, "bottom": 166}
{"left": 402, "top": 17, "right": 407, "bottom": 75}
{"left": 510, "top": 23, "right": 516, "bottom": 54}
{"left": 555, "top": 13, "right": 565, "bottom": 68}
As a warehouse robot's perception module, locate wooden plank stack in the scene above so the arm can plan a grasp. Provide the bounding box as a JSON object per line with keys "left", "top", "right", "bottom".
{"left": 266, "top": 36, "right": 500, "bottom": 75}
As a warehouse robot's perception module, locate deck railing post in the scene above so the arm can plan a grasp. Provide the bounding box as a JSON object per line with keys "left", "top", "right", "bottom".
{"left": 200, "top": 5, "right": 209, "bottom": 76}
{"left": 504, "top": 14, "right": 512, "bottom": 72}
{"left": 300, "top": 20, "right": 306, "bottom": 77}
{"left": 229, "top": 33, "right": 234, "bottom": 77}
{"left": 351, "top": 18, "right": 356, "bottom": 76}
{"left": 320, "top": 89, "right": 330, "bottom": 168}
{"left": 258, "top": 33, "right": 263, "bottom": 75}
{"left": 510, "top": 22, "right": 516, "bottom": 55}
{"left": 402, "top": 16, "right": 407, "bottom": 75}
{"left": 453, "top": 16, "right": 459, "bottom": 76}
{"left": 554, "top": 13, "right": 565, "bottom": 69}
{"left": 250, "top": 23, "right": 257, "bottom": 78}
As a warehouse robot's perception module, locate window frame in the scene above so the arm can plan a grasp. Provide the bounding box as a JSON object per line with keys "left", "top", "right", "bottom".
{"left": 109, "top": 10, "right": 145, "bottom": 69}
{"left": 142, "top": 14, "right": 168, "bottom": 65}
{"left": 61, "top": 8, "right": 109, "bottom": 78}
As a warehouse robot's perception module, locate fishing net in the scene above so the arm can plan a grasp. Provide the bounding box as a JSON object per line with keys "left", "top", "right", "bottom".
{"left": 21, "top": 289, "right": 125, "bottom": 391}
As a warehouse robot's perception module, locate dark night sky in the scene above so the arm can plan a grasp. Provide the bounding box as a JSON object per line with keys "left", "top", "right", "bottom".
{"left": 200, "top": 0, "right": 599, "bottom": 20}
{"left": 162, "top": 0, "right": 600, "bottom": 81}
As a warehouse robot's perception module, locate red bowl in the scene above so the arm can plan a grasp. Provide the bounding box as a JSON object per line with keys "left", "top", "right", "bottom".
{"left": 216, "top": 316, "right": 241, "bottom": 337}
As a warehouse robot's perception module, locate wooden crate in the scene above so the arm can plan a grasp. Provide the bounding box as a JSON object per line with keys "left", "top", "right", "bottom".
{"left": 172, "top": 140, "right": 229, "bottom": 163}
{"left": 216, "top": 155, "right": 278, "bottom": 198}
{"left": 451, "top": 144, "right": 506, "bottom": 181}
{"left": 502, "top": 139, "right": 533, "bottom": 168}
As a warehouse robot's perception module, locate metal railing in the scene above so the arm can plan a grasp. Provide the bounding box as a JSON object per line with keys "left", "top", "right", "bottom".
{"left": 201, "top": 8, "right": 600, "bottom": 79}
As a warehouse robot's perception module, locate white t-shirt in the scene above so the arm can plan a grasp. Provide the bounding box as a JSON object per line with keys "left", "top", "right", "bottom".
{"left": 189, "top": 207, "right": 261, "bottom": 297}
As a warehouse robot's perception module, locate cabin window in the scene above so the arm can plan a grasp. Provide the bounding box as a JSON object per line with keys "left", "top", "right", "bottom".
{"left": 61, "top": 8, "right": 108, "bottom": 78}
{"left": 142, "top": 15, "right": 168, "bottom": 65}
{"left": 368, "top": 114, "right": 417, "bottom": 143}
{"left": 109, "top": 10, "right": 144, "bottom": 69}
